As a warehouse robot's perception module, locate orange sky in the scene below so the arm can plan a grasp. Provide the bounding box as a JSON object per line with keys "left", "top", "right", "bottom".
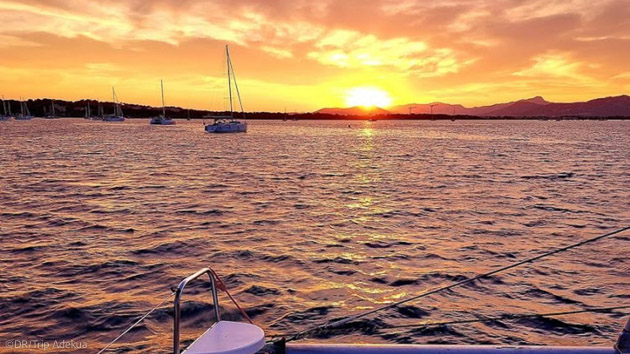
{"left": 1, "top": 0, "right": 629, "bottom": 111}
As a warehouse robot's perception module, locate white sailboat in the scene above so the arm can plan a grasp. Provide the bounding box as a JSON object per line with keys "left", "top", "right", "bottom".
{"left": 205, "top": 45, "right": 247, "bottom": 133}
{"left": 103, "top": 87, "right": 125, "bottom": 122}
{"left": 15, "top": 97, "right": 33, "bottom": 120}
{"left": 0, "top": 95, "right": 13, "bottom": 121}
{"left": 150, "top": 80, "right": 175, "bottom": 125}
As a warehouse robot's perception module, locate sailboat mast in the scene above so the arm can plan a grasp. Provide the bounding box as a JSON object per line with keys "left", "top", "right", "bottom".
{"left": 161, "top": 80, "right": 166, "bottom": 117}
{"left": 226, "top": 45, "right": 233, "bottom": 119}
{"left": 20, "top": 97, "right": 24, "bottom": 116}
{"left": 112, "top": 87, "right": 116, "bottom": 115}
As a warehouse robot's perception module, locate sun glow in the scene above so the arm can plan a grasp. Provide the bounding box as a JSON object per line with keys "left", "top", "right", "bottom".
{"left": 345, "top": 87, "right": 392, "bottom": 108}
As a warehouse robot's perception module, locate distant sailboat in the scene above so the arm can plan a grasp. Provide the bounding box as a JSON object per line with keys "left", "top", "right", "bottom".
{"left": 150, "top": 80, "right": 175, "bottom": 125}
{"left": 93, "top": 101, "right": 105, "bottom": 120}
{"left": 205, "top": 45, "right": 247, "bottom": 133}
{"left": 84, "top": 101, "right": 94, "bottom": 119}
{"left": 0, "top": 95, "right": 13, "bottom": 121}
{"left": 44, "top": 99, "right": 58, "bottom": 118}
{"left": 15, "top": 97, "right": 33, "bottom": 120}
{"left": 103, "top": 87, "right": 125, "bottom": 122}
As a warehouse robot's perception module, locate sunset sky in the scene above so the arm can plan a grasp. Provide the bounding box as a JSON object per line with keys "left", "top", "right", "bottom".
{"left": 1, "top": 0, "right": 629, "bottom": 111}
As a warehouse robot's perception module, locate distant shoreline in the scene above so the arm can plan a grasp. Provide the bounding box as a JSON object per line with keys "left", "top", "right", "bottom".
{"left": 8, "top": 116, "right": 630, "bottom": 121}
{"left": 129, "top": 116, "right": 628, "bottom": 120}
{"left": 3, "top": 98, "right": 629, "bottom": 120}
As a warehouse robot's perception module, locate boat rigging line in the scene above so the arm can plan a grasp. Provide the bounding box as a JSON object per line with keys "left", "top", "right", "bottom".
{"left": 97, "top": 290, "right": 175, "bottom": 354}
{"left": 96, "top": 226, "right": 629, "bottom": 351}
{"left": 279, "top": 225, "right": 630, "bottom": 343}
{"left": 379, "top": 305, "right": 630, "bottom": 331}
{"left": 97, "top": 267, "right": 252, "bottom": 353}
{"left": 269, "top": 305, "right": 630, "bottom": 340}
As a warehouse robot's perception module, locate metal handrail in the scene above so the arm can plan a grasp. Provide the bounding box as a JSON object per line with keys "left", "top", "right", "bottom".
{"left": 173, "top": 268, "right": 221, "bottom": 354}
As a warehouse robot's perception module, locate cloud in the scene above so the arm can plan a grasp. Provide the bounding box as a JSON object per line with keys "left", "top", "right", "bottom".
{"left": 260, "top": 46, "right": 293, "bottom": 59}
{"left": 0, "top": 0, "right": 322, "bottom": 47}
{"left": 0, "top": 34, "right": 40, "bottom": 48}
{"left": 0, "top": 0, "right": 628, "bottom": 109}
{"left": 514, "top": 54, "right": 586, "bottom": 79}
{"left": 504, "top": 0, "right": 616, "bottom": 21}
{"left": 307, "top": 30, "right": 471, "bottom": 77}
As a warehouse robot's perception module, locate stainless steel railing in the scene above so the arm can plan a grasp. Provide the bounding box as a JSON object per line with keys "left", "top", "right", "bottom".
{"left": 173, "top": 268, "right": 221, "bottom": 354}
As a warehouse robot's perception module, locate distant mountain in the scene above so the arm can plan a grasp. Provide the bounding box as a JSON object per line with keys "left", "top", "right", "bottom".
{"left": 317, "top": 95, "right": 630, "bottom": 117}
{"left": 473, "top": 96, "right": 550, "bottom": 116}
{"left": 316, "top": 106, "right": 390, "bottom": 116}
{"left": 484, "top": 97, "right": 550, "bottom": 117}
{"left": 389, "top": 103, "right": 466, "bottom": 115}
{"left": 520, "top": 95, "right": 630, "bottom": 117}
{"left": 523, "top": 96, "right": 549, "bottom": 105}
{"left": 388, "top": 96, "right": 550, "bottom": 116}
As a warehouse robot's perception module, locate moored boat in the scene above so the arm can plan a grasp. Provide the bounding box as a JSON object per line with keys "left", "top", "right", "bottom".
{"left": 204, "top": 45, "right": 247, "bottom": 133}
{"left": 205, "top": 118, "right": 247, "bottom": 133}
{"left": 103, "top": 87, "right": 125, "bottom": 122}
{"left": 43, "top": 99, "right": 58, "bottom": 118}
{"left": 150, "top": 116, "right": 176, "bottom": 125}
{"left": 92, "top": 101, "right": 104, "bottom": 120}
{"left": 103, "top": 115, "right": 125, "bottom": 122}
{"left": 15, "top": 98, "right": 33, "bottom": 120}
{"left": 0, "top": 95, "right": 13, "bottom": 121}
{"left": 150, "top": 80, "right": 176, "bottom": 125}
{"left": 84, "top": 101, "right": 100, "bottom": 120}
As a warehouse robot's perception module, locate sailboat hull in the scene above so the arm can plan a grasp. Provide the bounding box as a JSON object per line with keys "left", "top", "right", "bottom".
{"left": 104, "top": 116, "right": 125, "bottom": 122}
{"left": 150, "top": 117, "right": 176, "bottom": 125}
{"left": 205, "top": 121, "right": 247, "bottom": 133}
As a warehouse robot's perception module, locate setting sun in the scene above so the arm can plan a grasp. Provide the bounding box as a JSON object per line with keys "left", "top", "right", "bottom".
{"left": 345, "top": 87, "right": 392, "bottom": 108}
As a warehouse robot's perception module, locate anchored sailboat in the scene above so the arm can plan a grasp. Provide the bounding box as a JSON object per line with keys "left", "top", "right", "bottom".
{"left": 93, "top": 101, "right": 105, "bottom": 120}
{"left": 15, "top": 97, "right": 33, "bottom": 120}
{"left": 150, "top": 80, "right": 175, "bottom": 125}
{"left": 0, "top": 95, "right": 12, "bottom": 121}
{"left": 83, "top": 101, "right": 102, "bottom": 120}
{"left": 205, "top": 45, "right": 247, "bottom": 133}
{"left": 104, "top": 87, "right": 125, "bottom": 122}
{"left": 44, "top": 99, "right": 58, "bottom": 118}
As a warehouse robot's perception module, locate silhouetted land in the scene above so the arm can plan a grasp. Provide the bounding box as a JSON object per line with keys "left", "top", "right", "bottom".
{"left": 4, "top": 98, "right": 629, "bottom": 120}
